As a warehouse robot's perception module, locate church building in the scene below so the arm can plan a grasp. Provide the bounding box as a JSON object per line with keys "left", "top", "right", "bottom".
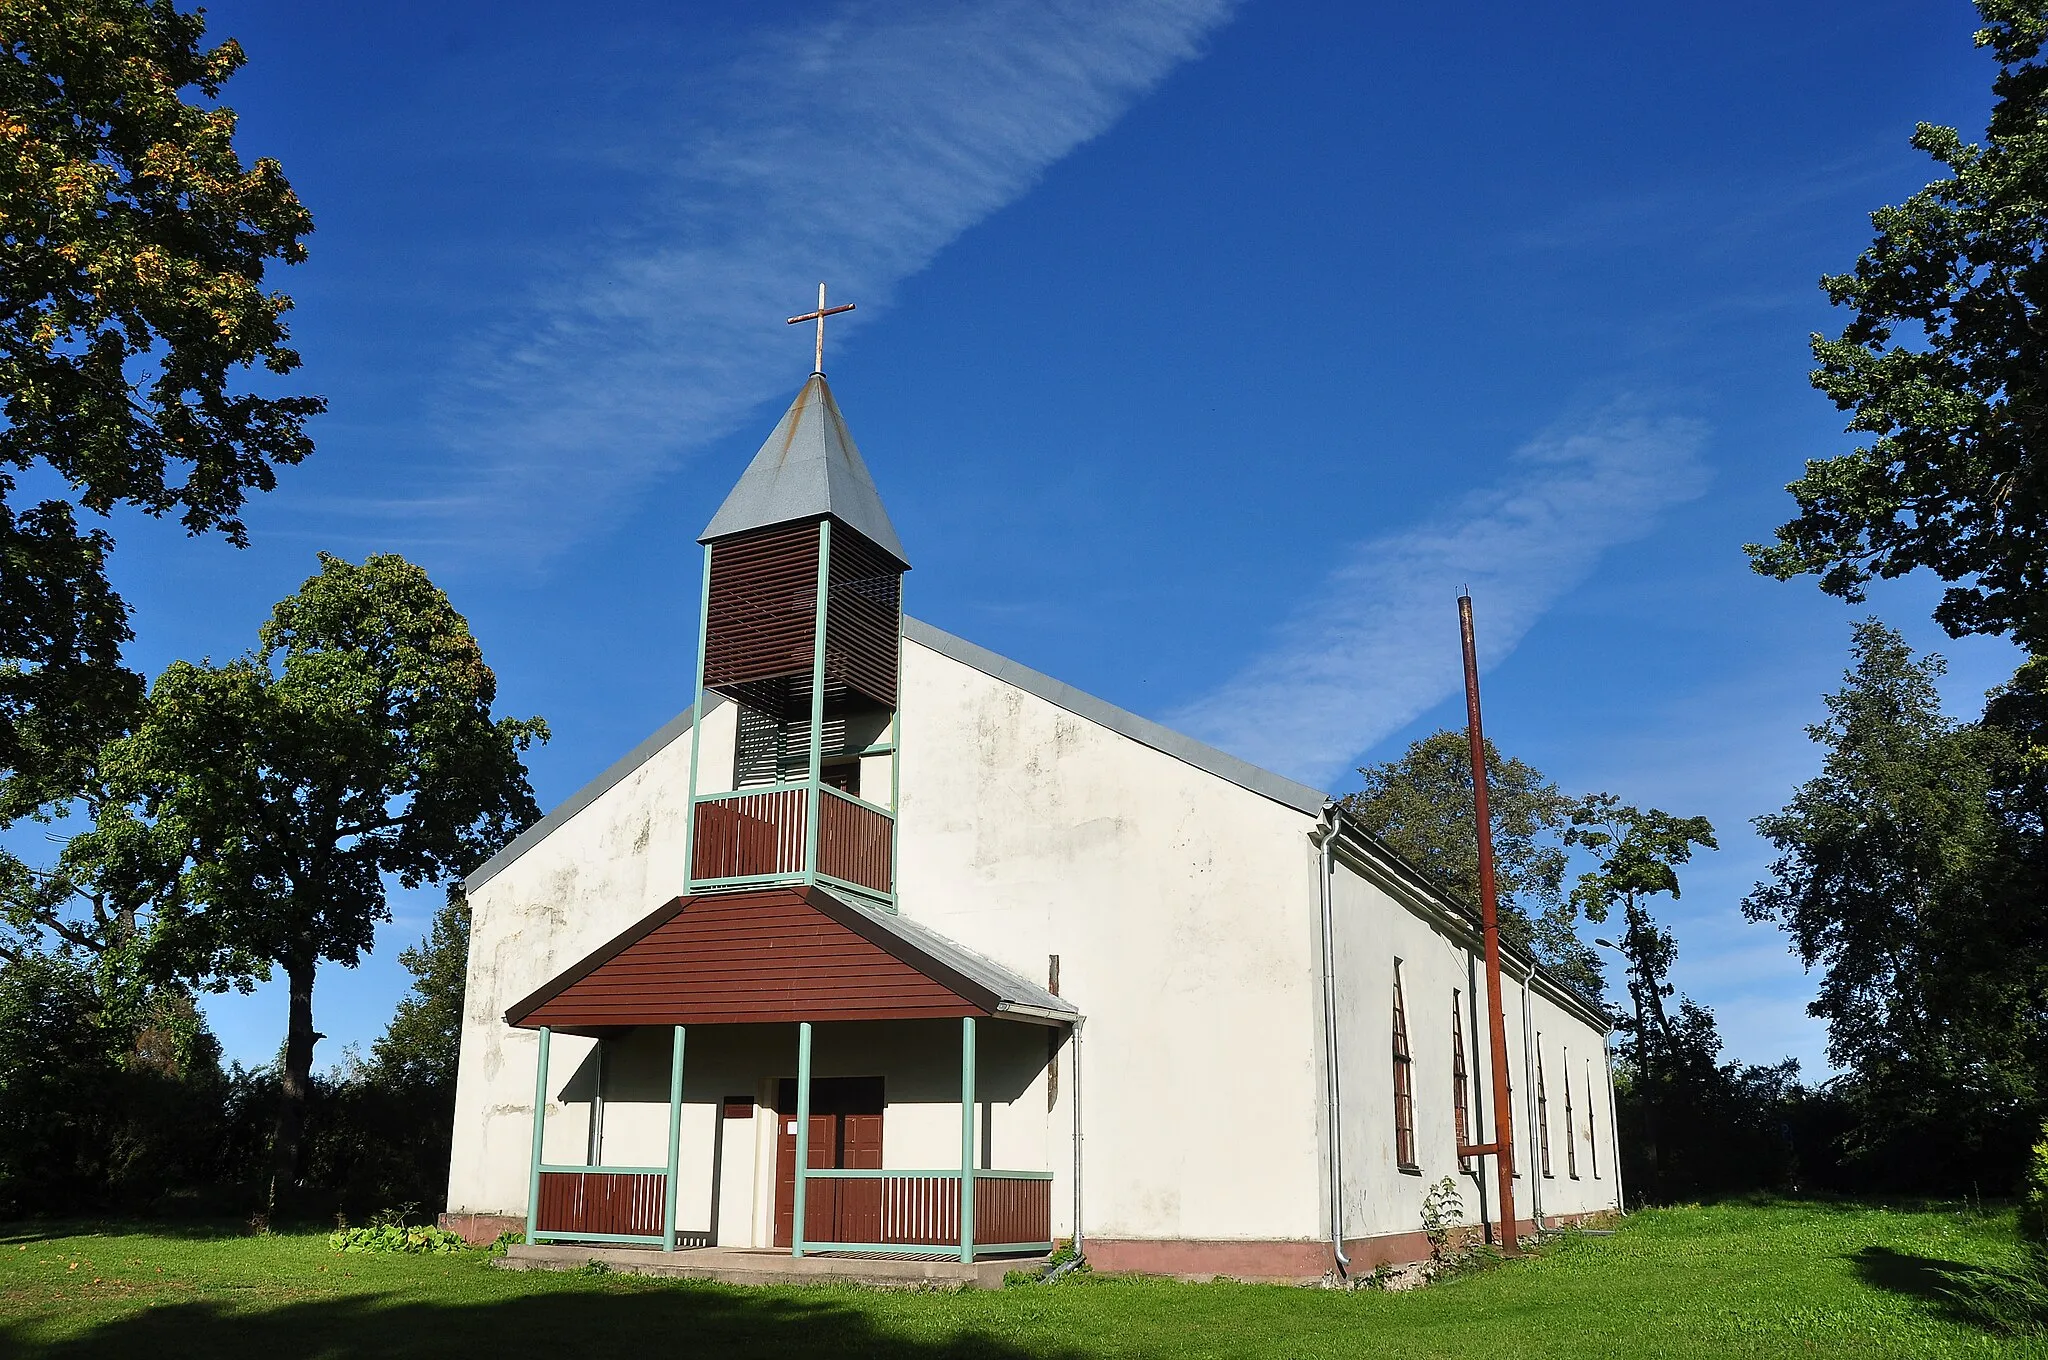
{"left": 442, "top": 350, "right": 1622, "bottom": 1283}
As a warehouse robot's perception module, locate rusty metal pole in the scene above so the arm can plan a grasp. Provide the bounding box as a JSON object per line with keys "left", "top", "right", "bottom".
{"left": 1460, "top": 594, "right": 1520, "bottom": 1253}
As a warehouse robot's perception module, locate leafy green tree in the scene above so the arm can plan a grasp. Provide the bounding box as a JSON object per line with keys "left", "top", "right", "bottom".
{"left": 1744, "top": 620, "right": 2041, "bottom": 1183}
{"left": 0, "top": 788, "right": 188, "bottom": 1026}
{"left": 1747, "top": 2, "right": 2048, "bottom": 650}
{"left": 1564, "top": 796, "right": 1719, "bottom": 1196}
{"left": 0, "top": 0, "right": 320, "bottom": 813}
{"left": 371, "top": 887, "right": 469, "bottom": 1093}
{"left": 1566, "top": 796, "right": 1717, "bottom": 1047}
{"left": 102, "top": 554, "right": 545, "bottom": 1212}
{"left": 1343, "top": 729, "right": 1575, "bottom": 961}
{"left": 1345, "top": 729, "right": 1624, "bottom": 999}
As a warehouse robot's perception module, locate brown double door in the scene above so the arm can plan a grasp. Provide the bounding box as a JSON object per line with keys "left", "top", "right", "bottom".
{"left": 773, "top": 1076, "right": 883, "bottom": 1247}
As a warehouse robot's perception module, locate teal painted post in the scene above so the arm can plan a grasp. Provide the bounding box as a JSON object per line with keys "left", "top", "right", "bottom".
{"left": 960, "top": 1015, "right": 977, "bottom": 1263}
{"left": 663, "top": 1025, "right": 686, "bottom": 1252}
{"left": 888, "top": 619, "right": 902, "bottom": 908}
{"left": 684, "top": 543, "right": 713, "bottom": 892}
{"left": 792, "top": 1022, "right": 813, "bottom": 1257}
{"left": 803, "top": 520, "right": 832, "bottom": 881}
{"left": 526, "top": 1026, "right": 552, "bottom": 1242}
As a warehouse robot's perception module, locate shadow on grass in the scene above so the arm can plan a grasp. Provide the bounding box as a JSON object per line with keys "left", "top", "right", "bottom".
{"left": 0, "top": 1282, "right": 1097, "bottom": 1360}
{"left": 1851, "top": 1245, "right": 2048, "bottom": 1337}
{"left": 0, "top": 1219, "right": 270, "bottom": 1247}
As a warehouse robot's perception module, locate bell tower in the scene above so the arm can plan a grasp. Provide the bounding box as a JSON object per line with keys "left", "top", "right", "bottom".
{"left": 684, "top": 355, "right": 908, "bottom": 906}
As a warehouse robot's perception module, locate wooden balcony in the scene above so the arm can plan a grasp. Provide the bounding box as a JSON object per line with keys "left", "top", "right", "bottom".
{"left": 691, "top": 788, "right": 806, "bottom": 881}
{"left": 818, "top": 787, "right": 892, "bottom": 895}
{"left": 691, "top": 784, "right": 893, "bottom": 898}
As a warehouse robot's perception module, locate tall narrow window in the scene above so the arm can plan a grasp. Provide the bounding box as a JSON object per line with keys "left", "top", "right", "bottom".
{"left": 1507, "top": 1066, "right": 1518, "bottom": 1178}
{"left": 1452, "top": 992, "right": 1472, "bottom": 1172}
{"left": 1393, "top": 966, "right": 1418, "bottom": 1172}
{"left": 1563, "top": 1046, "right": 1579, "bottom": 1179}
{"left": 1536, "top": 1044, "right": 1553, "bottom": 1178}
{"left": 1587, "top": 1064, "right": 1600, "bottom": 1179}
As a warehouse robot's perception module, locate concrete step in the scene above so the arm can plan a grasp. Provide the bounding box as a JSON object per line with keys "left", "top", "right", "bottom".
{"left": 499, "top": 1242, "right": 1042, "bottom": 1290}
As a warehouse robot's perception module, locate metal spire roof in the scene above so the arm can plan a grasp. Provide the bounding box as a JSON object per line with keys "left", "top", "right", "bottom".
{"left": 698, "top": 373, "right": 908, "bottom": 565}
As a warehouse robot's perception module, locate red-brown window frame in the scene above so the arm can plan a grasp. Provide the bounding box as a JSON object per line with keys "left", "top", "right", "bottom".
{"left": 1452, "top": 992, "right": 1472, "bottom": 1173}
{"left": 1536, "top": 1044, "right": 1554, "bottom": 1179}
{"left": 1564, "top": 1046, "right": 1580, "bottom": 1179}
{"left": 1393, "top": 966, "right": 1419, "bottom": 1173}
{"left": 1587, "top": 1063, "right": 1601, "bottom": 1179}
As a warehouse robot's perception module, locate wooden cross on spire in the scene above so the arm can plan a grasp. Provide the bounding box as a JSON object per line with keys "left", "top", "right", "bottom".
{"left": 788, "top": 283, "right": 855, "bottom": 375}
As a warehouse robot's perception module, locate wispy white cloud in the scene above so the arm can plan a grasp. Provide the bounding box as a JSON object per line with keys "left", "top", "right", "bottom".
{"left": 1169, "top": 407, "right": 1710, "bottom": 787}
{"left": 388, "top": 0, "right": 1235, "bottom": 556}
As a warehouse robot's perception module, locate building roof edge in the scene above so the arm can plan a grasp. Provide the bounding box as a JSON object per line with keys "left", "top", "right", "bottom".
{"left": 465, "top": 618, "right": 1331, "bottom": 896}
{"left": 462, "top": 697, "right": 720, "bottom": 896}
{"left": 901, "top": 617, "right": 1330, "bottom": 817}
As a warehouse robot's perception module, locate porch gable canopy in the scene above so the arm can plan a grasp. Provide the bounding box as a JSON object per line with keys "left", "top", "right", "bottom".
{"left": 504, "top": 885, "right": 1078, "bottom": 1035}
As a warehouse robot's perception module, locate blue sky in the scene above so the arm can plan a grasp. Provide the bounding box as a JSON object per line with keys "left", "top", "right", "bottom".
{"left": 96, "top": 0, "right": 2014, "bottom": 1075}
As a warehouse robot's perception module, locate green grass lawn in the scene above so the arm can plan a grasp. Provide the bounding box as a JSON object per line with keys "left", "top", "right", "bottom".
{"left": 0, "top": 1200, "right": 2043, "bottom": 1358}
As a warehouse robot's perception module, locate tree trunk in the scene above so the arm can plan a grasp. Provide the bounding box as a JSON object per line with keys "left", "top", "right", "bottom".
{"left": 266, "top": 955, "right": 321, "bottom": 1221}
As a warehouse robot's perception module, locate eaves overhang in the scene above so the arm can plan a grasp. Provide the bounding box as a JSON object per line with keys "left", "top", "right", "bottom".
{"left": 503, "top": 883, "right": 1080, "bottom": 1035}
{"left": 1315, "top": 807, "right": 1614, "bottom": 1035}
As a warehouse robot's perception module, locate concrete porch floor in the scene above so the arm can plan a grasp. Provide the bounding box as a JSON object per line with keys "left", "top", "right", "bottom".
{"left": 499, "top": 1242, "right": 1045, "bottom": 1290}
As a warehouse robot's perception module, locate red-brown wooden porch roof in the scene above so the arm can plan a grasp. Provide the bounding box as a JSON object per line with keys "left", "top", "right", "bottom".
{"left": 503, "top": 885, "right": 1078, "bottom": 1036}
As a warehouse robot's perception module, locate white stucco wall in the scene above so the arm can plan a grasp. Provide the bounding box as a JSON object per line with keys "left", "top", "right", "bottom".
{"left": 446, "top": 708, "right": 700, "bottom": 1222}
{"left": 447, "top": 626, "right": 1614, "bottom": 1254}
{"left": 1496, "top": 974, "right": 1623, "bottom": 1222}
{"left": 1329, "top": 843, "right": 1621, "bottom": 1242}
{"left": 895, "top": 641, "right": 1326, "bottom": 1245}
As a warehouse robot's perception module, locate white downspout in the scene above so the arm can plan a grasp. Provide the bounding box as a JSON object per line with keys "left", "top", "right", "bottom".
{"left": 1603, "top": 1030, "right": 1626, "bottom": 1214}
{"left": 1072, "top": 1019, "right": 1085, "bottom": 1257}
{"left": 1317, "top": 805, "right": 1351, "bottom": 1276}
{"left": 1521, "top": 973, "right": 1543, "bottom": 1233}
{"left": 1042, "top": 1018, "right": 1087, "bottom": 1284}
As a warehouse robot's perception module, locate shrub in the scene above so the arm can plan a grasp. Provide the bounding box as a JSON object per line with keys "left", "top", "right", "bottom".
{"left": 1420, "top": 1177, "right": 1468, "bottom": 1262}
{"left": 0, "top": 956, "right": 231, "bottom": 1215}
{"left": 328, "top": 1222, "right": 469, "bottom": 1254}
{"left": 328, "top": 1203, "right": 469, "bottom": 1254}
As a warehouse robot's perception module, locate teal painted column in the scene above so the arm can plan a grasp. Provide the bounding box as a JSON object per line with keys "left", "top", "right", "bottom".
{"left": 792, "top": 1021, "right": 813, "bottom": 1257}
{"left": 663, "top": 1025, "right": 686, "bottom": 1252}
{"left": 960, "top": 1015, "right": 977, "bottom": 1263}
{"left": 888, "top": 621, "right": 903, "bottom": 906}
{"left": 526, "top": 1026, "right": 551, "bottom": 1242}
{"left": 803, "top": 520, "right": 833, "bottom": 881}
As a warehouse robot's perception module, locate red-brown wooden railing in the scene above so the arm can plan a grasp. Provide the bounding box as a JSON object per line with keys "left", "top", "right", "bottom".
{"left": 800, "top": 1171, "right": 1051, "bottom": 1250}
{"left": 803, "top": 1174, "right": 955, "bottom": 1246}
{"left": 692, "top": 788, "right": 805, "bottom": 880}
{"left": 535, "top": 1170, "right": 665, "bottom": 1240}
{"left": 975, "top": 1173, "right": 1052, "bottom": 1247}
{"left": 818, "top": 787, "right": 893, "bottom": 894}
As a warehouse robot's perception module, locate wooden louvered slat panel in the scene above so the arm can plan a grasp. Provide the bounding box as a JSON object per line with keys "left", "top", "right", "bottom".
{"left": 704, "top": 523, "right": 820, "bottom": 693}
{"left": 825, "top": 529, "right": 902, "bottom": 706}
